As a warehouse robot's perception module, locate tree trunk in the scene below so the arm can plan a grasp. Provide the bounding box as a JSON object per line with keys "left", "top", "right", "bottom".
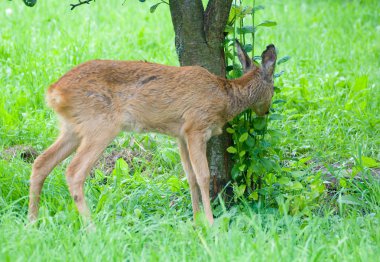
{"left": 169, "top": 0, "right": 233, "bottom": 198}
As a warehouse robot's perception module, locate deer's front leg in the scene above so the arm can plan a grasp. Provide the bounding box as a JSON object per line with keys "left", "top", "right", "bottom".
{"left": 185, "top": 131, "right": 214, "bottom": 225}
{"left": 178, "top": 139, "right": 200, "bottom": 218}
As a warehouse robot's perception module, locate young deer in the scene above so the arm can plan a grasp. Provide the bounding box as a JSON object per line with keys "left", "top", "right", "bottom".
{"left": 28, "top": 41, "right": 276, "bottom": 225}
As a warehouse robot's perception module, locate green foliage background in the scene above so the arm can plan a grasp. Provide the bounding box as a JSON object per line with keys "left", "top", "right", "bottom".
{"left": 0, "top": 0, "right": 379, "bottom": 260}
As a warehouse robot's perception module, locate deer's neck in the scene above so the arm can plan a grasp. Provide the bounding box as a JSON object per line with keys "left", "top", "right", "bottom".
{"left": 224, "top": 70, "right": 266, "bottom": 119}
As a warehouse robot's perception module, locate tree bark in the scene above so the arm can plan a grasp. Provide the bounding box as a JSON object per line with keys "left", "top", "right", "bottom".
{"left": 169, "top": 0, "right": 233, "bottom": 198}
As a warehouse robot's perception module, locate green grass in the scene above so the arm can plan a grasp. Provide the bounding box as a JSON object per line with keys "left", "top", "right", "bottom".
{"left": 0, "top": 0, "right": 379, "bottom": 261}
{"left": 1, "top": 209, "right": 379, "bottom": 261}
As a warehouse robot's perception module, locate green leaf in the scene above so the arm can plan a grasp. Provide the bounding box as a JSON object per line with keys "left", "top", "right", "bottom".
{"left": 227, "top": 146, "right": 237, "bottom": 154}
{"left": 224, "top": 25, "right": 235, "bottom": 34}
{"left": 252, "top": 5, "right": 265, "bottom": 13}
{"left": 281, "top": 167, "right": 292, "bottom": 172}
{"left": 274, "top": 70, "right": 285, "bottom": 78}
{"left": 230, "top": 68, "right": 243, "bottom": 78}
{"left": 236, "top": 184, "right": 246, "bottom": 197}
{"left": 260, "top": 140, "right": 271, "bottom": 148}
{"left": 226, "top": 127, "right": 235, "bottom": 134}
{"left": 298, "top": 156, "right": 312, "bottom": 165}
{"left": 244, "top": 44, "right": 253, "bottom": 53}
{"left": 291, "top": 181, "right": 303, "bottom": 190}
{"left": 339, "top": 178, "right": 347, "bottom": 188}
{"left": 261, "top": 158, "right": 275, "bottom": 171}
{"left": 241, "top": 6, "right": 253, "bottom": 16}
{"left": 277, "top": 55, "right": 291, "bottom": 65}
{"left": 274, "top": 86, "right": 281, "bottom": 93}
{"left": 150, "top": 3, "right": 161, "bottom": 13}
{"left": 256, "top": 20, "right": 277, "bottom": 27}
{"left": 228, "top": 6, "right": 238, "bottom": 24}
{"left": 239, "top": 132, "right": 249, "bottom": 142}
{"left": 226, "top": 65, "right": 234, "bottom": 72}
{"left": 351, "top": 166, "right": 362, "bottom": 177}
{"left": 114, "top": 158, "right": 129, "bottom": 175}
{"left": 237, "top": 26, "right": 256, "bottom": 34}
{"left": 231, "top": 165, "right": 241, "bottom": 180}
{"left": 273, "top": 99, "right": 286, "bottom": 104}
{"left": 361, "top": 156, "right": 380, "bottom": 168}
{"left": 278, "top": 177, "right": 290, "bottom": 185}
{"left": 246, "top": 136, "right": 255, "bottom": 147}
{"left": 239, "top": 150, "right": 246, "bottom": 157}
{"left": 248, "top": 191, "right": 259, "bottom": 200}
{"left": 23, "top": 0, "right": 37, "bottom": 7}
{"left": 253, "top": 117, "right": 267, "bottom": 130}
{"left": 239, "top": 164, "right": 246, "bottom": 172}
{"left": 226, "top": 52, "right": 234, "bottom": 61}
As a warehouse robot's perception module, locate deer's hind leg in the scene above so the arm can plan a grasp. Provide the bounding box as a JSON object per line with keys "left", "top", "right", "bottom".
{"left": 64, "top": 123, "right": 121, "bottom": 219}
{"left": 29, "top": 122, "right": 80, "bottom": 222}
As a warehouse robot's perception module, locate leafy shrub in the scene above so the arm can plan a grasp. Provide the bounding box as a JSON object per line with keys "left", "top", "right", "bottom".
{"left": 223, "top": 1, "right": 329, "bottom": 216}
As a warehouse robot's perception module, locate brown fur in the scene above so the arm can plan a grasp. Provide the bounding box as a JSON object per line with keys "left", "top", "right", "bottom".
{"left": 28, "top": 42, "right": 277, "bottom": 225}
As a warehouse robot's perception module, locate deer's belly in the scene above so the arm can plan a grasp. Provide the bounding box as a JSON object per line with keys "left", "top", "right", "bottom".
{"left": 121, "top": 111, "right": 182, "bottom": 137}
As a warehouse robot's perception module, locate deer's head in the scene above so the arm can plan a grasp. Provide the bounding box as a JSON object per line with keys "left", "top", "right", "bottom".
{"left": 235, "top": 40, "right": 277, "bottom": 117}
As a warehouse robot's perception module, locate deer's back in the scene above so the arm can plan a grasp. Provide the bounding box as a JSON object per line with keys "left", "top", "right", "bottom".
{"left": 47, "top": 60, "right": 228, "bottom": 137}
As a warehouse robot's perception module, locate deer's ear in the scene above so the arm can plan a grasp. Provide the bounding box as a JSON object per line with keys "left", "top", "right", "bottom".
{"left": 261, "top": 44, "right": 277, "bottom": 80}
{"left": 235, "top": 39, "right": 253, "bottom": 73}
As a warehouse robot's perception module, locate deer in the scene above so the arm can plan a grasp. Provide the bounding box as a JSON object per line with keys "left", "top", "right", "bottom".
{"left": 28, "top": 40, "right": 276, "bottom": 225}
